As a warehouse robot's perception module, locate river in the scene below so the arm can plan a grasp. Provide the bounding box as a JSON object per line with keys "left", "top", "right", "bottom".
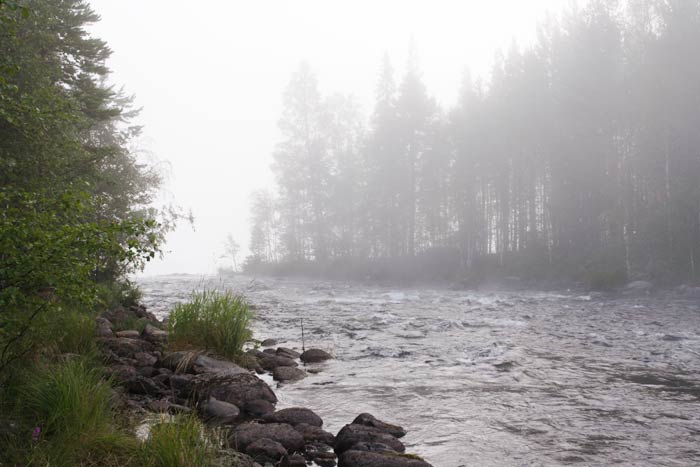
{"left": 137, "top": 274, "right": 700, "bottom": 467}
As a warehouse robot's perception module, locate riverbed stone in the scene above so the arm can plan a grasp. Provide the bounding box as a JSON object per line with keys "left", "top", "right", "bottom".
{"left": 244, "top": 398, "right": 276, "bottom": 418}
{"left": 142, "top": 324, "right": 167, "bottom": 342}
{"left": 115, "top": 330, "right": 141, "bottom": 338}
{"left": 273, "top": 366, "right": 306, "bottom": 382}
{"left": 202, "top": 396, "right": 240, "bottom": 424}
{"left": 245, "top": 438, "right": 288, "bottom": 464}
{"left": 198, "top": 373, "right": 277, "bottom": 408}
{"left": 334, "top": 424, "right": 405, "bottom": 455}
{"left": 276, "top": 347, "right": 301, "bottom": 359}
{"left": 295, "top": 423, "right": 335, "bottom": 444}
{"left": 259, "top": 353, "right": 298, "bottom": 371}
{"left": 352, "top": 413, "right": 406, "bottom": 438}
{"left": 229, "top": 422, "right": 304, "bottom": 452}
{"left": 264, "top": 407, "right": 323, "bottom": 427}
{"left": 338, "top": 450, "right": 432, "bottom": 467}
{"left": 300, "top": 348, "right": 332, "bottom": 363}
{"left": 261, "top": 338, "right": 278, "bottom": 347}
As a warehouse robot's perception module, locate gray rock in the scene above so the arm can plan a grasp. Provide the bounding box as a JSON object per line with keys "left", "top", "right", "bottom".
{"left": 135, "top": 351, "right": 158, "bottom": 367}
{"left": 198, "top": 373, "right": 277, "bottom": 408}
{"left": 338, "top": 450, "right": 432, "bottom": 467}
{"left": 192, "top": 354, "right": 249, "bottom": 376}
{"left": 295, "top": 423, "right": 335, "bottom": 445}
{"left": 115, "top": 330, "right": 141, "bottom": 339}
{"left": 352, "top": 413, "right": 406, "bottom": 438}
{"left": 626, "top": 280, "right": 653, "bottom": 290}
{"left": 261, "top": 338, "right": 278, "bottom": 347}
{"left": 276, "top": 347, "right": 301, "bottom": 359}
{"left": 300, "top": 348, "right": 332, "bottom": 363}
{"left": 264, "top": 407, "right": 323, "bottom": 427}
{"left": 334, "top": 424, "right": 405, "bottom": 455}
{"left": 259, "top": 353, "right": 298, "bottom": 371}
{"left": 245, "top": 438, "right": 288, "bottom": 464}
{"left": 273, "top": 366, "right": 306, "bottom": 382}
{"left": 100, "top": 337, "right": 154, "bottom": 358}
{"left": 229, "top": 422, "right": 304, "bottom": 453}
{"left": 95, "top": 317, "right": 113, "bottom": 337}
{"left": 142, "top": 324, "right": 167, "bottom": 342}
{"left": 202, "top": 396, "right": 240, "bottom": 424}
{"left": 244, "top": 399, "right": 276, "bottom": 418}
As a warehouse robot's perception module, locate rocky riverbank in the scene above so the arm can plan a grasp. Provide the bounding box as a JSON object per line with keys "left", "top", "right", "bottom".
{"left": 97, "top": 303, "right": 433, "bottom": 467}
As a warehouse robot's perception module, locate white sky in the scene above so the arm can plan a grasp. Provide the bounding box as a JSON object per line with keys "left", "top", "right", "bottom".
{"left": 87, "top": 0, "right": 572, "bottom": 275}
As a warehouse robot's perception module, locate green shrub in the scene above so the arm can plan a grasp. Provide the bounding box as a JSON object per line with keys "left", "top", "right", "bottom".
{"left": 14, "top": 358, "right": 139, "bottom": 466}
{"left": 97, "top": 279, "right": 143, "bottom": 310}
{"left": 141, "top": 414, "right": 222, "bottom": 467}
{"left": 167, "top": 290, "right": 253, "bottom": 360}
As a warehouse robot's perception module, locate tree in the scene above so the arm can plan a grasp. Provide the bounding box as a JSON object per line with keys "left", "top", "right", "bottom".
{"left": 223, "top": 234, "right": 240, "bottom": 271}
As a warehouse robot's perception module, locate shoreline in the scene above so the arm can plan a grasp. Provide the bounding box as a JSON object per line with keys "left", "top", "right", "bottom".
{"left": 99, "top": 302, "right": 433, "bottom": 467}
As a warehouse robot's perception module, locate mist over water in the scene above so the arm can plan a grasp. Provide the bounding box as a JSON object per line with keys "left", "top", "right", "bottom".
{"left": 139, "top": 275, "right": 700, "bottom": 466}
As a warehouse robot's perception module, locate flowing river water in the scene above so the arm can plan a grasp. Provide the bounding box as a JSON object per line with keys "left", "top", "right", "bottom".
{"left": 137, "top": 274, "right": 700, "bottom": 467}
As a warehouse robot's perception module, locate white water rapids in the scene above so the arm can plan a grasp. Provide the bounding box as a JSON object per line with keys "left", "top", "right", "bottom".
{"left": 137, "top": 274, "right": 700, "bottom": 466}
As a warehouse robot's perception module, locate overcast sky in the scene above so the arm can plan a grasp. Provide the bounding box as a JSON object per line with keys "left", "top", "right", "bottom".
{"left": 88, "top": 0, "right": 574, "bottom": 276}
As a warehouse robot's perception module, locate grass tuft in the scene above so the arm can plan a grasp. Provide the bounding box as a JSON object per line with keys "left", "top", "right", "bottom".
{"left": 167, "top": 290, "right": 253, "bottom": 361}
{"left": 13, "top": 358, "right": 139, "bottom": 466}
{"left": 141, "top": 414, "right": 222, "bottom": 467}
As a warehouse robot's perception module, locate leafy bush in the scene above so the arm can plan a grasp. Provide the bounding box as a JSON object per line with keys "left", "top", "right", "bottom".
{"left": 97, "top": 279, "right": 144, "bottom": 310}
{"left": 141, "top": 415, "right": 223, "bottom": 467}
{"left": 167, "top": 290, "right": 253, "bottom": 360}
{"left": 10, "top": 358, "right": 139, "bottom": 466}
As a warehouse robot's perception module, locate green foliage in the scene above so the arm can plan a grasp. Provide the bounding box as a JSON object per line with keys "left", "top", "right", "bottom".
{"left": 0, "top": 189, "right": 160, "bottom": 375}
{"left": 168, "top": 290, "right": 253, "bottom": 360}
{"left": 97, "top": 279, "right": 144, "bottom": 310}
{"left": 53, "top": 310, "right": 97, "bottom": 356}
{"left": 141, "top": 415, "right": 223, "bottom": 467}
{"left": 8, "top": 358, "right": 139, "bottom": 467}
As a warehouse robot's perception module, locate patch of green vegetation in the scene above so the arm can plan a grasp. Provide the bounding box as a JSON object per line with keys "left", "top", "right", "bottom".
{"left": 141, "top": 414, "right": 224, "bottom": 467}
{"left": 3, "top": 358, "right": 140, "bottom": 467}
{"left": 167, "top": 290, "right": 253, "bottom": 361}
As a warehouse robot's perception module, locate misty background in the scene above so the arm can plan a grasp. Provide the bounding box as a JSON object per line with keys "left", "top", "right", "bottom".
{"left": 88, "top": 0, "right": 570, "bottom": 275}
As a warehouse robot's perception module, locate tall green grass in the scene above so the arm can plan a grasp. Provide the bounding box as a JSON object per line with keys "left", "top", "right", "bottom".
{"left": 141, "top": 414, "right": 223, "bottom": 467}
{"left": 12, "top": 358, "right": 139, "bottom": 466}
{"left": 167, "top": 290, "right": 253, "bottom": 360}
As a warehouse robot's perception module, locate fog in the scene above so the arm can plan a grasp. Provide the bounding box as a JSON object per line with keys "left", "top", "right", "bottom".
{"left": 88, "top": 0, "right": 570, "bottom": 275}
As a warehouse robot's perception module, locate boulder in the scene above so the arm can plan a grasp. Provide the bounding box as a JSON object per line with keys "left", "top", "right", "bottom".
{"left": 95, "top": 317, "right": 113, "bottom": 337}
{"left": 276, "top": 347, "right": 301, "bottom": 359}
{"left": 294, "top": 423, "right": 335, "bottom": 445}
{"left": 135, "top": 351, "right": 158, "bottom": 367}
{"left": 281, "top": 453, "right": 307, "bottom": 466}
{"left": 338, "top": 450, "right": 432, "bottom": 467}
{"left": 259, "top": 354, "right": 298, "bottom": 371}
{"left": 352, "top": 413, "right": 406, "bottom": 438}
{"left": 198, "top": 373, "right": 277, "bottom": 408}
{"left": 142, "top": 324, "right": 167, "bottom": 343}
{"left": 159, "top": 351, "right": 248, "bottom": 376}
{"left": 245, "top": 438, "right": 288, "bottom": 464}
{"left": 264, "top": 407, "right": 323, "bottom": 427}
{"left": 273, "top": 366, "right": 306, "bottom": 382}
{"left": 261, "top": 338, "right": 278, "bottom": 347}
{"left": 100, "top": 337, "right": 153, "bottom": 359}
{"left": 202, "top": 396, "right": 240, "bottom": 424}
{"left": 244, "top": 399, "right": 276, "bottom": 418}
{"left": 229, "top": 422, "right": 304, "bottom": 453}
{"left": 334, "top": 424, "right": 405, "bottom": 455}
{"left": 300, "top": 348, "right": 332, "bottom": 363}
{"left": 115, "top": 330, "right": 141, "bottom": 339}
{"left": 124, "top": 375, "right": 163, "bottom": 396}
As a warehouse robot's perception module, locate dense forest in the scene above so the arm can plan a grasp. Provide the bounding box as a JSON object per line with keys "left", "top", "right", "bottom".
{"left": 247, "top": 0, "right": 700, "bottom": 287}
{"left": 0, "top": 0, "right": 169, "bottom": 376}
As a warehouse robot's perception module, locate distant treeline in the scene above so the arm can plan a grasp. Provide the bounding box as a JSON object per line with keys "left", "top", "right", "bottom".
{"left": 247, "top": 1, "right": 700, "bottom": 287}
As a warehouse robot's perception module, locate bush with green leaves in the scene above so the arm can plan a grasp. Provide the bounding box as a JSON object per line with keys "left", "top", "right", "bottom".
{"left": 0, "top": 189, "right": 160, "bottom": 377}
{"left": 167, "top": 290, "right": 253, "bottom": 360}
